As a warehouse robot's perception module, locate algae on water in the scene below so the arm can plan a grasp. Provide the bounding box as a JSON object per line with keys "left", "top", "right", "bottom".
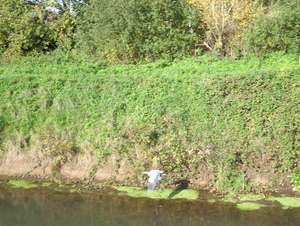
{"left": 236, "top": 202, "right": 264, "bottom": 211}
{"left": 113, "top": 186, "right": 199, "bottom": 200}
{"left": 239, "top": 194, "right": 265, "bottom": 202}
{"left": 42, "top": 182, "right": 53, "bottom": 187}
{"left": 221, "top": 197, "right": 238, "bottom": 203}
{"left": 54, "top": 193, "right": 66, "bottom": 198}
{"left": 8, "top": 180, "right": 39, "bottom": 189}
{"left": 267, "top": 197, "right": 300, "bottom": 208}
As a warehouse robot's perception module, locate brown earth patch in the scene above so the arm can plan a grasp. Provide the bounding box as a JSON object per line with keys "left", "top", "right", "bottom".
{"left": 0, "top": 148, "right": 296, "bottom": 194}
{"left": 0, "top": 149, "right": 139, "bottom": 184}
{"left": 60, "top": 155, "right": 96, "bottom": 180}
{"left": 189, "top": 164, "right": 212, "bottom": 186}
{"left": 0, "top": 159, "right": 37, "bottom": 176}
{"left": 0, "top": 147, "right": 41, "bottom": 176}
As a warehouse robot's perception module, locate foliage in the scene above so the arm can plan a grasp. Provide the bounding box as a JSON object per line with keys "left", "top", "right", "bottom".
{"left": 245, "top": 0, "right": 300, "bottom": 55}
{"left": 288, "top": 170, "right": 300, "bottom": 187}
{"left": 76, "top": 0, "right": 204, "bottom": 63}
{"left": 0, "top": 0, "right": 298, "bottom": 62}
{"left": 0, "top": 0, "right": 78, "bottom": 55}
{"left": 0, "top": 52, "right": 299, "bottom": 192}
{"left": 188, "top": 0, "right": 261, "bottom": 56}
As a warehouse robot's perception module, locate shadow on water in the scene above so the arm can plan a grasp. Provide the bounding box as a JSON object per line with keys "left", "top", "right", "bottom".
{"left": 168, "top": 179, "right": 190, "bottom": 199}
{"left": 1, "top": 179, "right": 300, "bottom": 226}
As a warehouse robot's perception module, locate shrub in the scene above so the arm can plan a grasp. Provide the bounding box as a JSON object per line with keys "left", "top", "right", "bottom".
{"left": 245, "top": 0, "right": 300, "bottom": 54}
{"left": 0, "top": 0, "right": 78, "bottom": 56}
{"left": 76, "top": 0, "right": 204, "bottom": 63}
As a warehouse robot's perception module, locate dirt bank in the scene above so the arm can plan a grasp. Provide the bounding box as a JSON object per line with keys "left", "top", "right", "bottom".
{"left": 0, "top": 149, "right": 296, "bottom": 195}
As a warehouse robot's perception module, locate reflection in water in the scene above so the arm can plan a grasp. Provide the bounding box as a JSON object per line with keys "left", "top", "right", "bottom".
{"left": 0, "top": 184, "right": 299, "bottom": 226}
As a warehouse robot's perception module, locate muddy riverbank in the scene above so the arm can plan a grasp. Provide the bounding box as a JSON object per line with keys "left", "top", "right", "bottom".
{"left": 2, "top": 150, "right": 293, "bottom": 197}
{"left": 0, "top": 150, "right": 298, "bottom": 196}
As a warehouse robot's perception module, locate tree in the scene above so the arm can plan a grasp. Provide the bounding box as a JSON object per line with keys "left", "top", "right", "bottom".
{"left": 245, "top": 0, "right": 300, "bottom": 54}
{"left": 0, "top": 0, "right": 78, "bottom": 55}
{"left": 0, "top": 0, "right": 52, "bottom": 55}
{"left": 76, "top": 0, "right": 204, "bottom": 63}
{"left": 188, "top": 0, "right": 261, "bottom": 56}
{"left": 49, "top": 0, "right": 90, "bottom": 13}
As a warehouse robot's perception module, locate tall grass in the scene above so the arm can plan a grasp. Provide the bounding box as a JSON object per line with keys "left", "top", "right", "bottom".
{"left": 0, "top": 52, "right": 299, "bottom": 192}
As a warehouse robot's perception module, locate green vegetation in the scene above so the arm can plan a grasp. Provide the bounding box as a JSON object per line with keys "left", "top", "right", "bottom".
{"left": 0, "top": 0, "right": 299, "bottom": 60}
{"left": 236, "top": 202, "right": 264, "bottom": 211}
{"left": 0, "top": 1, "right": 299, "bottom": 190}
{"left": 8, "top": 180, "right": 39, "bottom": 189}
{"left": 0, "top": 0, "right": 78, "bottom": 55}
{"left": 220, "top": 193, "right": 300, "bottom": 210}
{"left": 42, "top": 182, "right": 53, "bottom": 187}
{"left": 288, "top": 170, "right": 300, "bottom": 188}
{"left": 266, "top": 197, "right": 300, "bottom": 208}
{"left": 113, "top": 186, "right": 199, "bottom": 200}
{"left": 53, "top": 193, "right": 66, "bottom": 198}
{"left": 76, "top": 0, "right": 203, "bottom": 63}
{"left": 0, "top": 52, "right": 299, "bottom": 193}
{"left": 245, "top": 0, "right": 300, "bottom": 55}
{"left": 239, "top": 194, "right": 265, "bottom": 202}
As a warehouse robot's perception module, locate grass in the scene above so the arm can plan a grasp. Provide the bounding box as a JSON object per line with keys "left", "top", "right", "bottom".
{"left": 0, "top": 52, "right": 299, "bottom": 193}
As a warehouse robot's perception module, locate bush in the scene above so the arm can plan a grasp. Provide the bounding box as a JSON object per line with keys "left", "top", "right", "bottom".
{"left": 0, "top": 0, "right": 78, "bottom": 56}
{"left": 245, "top": 0, "right": 300, "bottom": 54}
{"left": 76, "top": 0, "right": 204, "bottom": 63}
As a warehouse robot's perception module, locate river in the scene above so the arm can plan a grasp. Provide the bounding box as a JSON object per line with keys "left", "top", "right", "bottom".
{"left": 0, "top": 180, "right": 299, "bottom": 226}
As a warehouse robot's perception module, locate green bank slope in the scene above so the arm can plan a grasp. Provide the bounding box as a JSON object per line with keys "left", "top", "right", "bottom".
{"left": 0, "top": 52, "right": 299, "bottom": 192}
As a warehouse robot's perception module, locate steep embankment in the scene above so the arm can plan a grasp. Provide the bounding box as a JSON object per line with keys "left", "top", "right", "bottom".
{"left": 0, "top": 53, "right": 299, "bottom": 193}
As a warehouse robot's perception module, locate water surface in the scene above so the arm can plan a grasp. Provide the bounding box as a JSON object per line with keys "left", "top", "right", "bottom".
{"left": 0, "top": 182, "right": 299, "bottom": 226}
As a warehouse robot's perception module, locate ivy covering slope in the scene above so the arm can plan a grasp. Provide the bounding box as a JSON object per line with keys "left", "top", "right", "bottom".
{"left": 0, "top": 52, "right": 299, "bottom": 192}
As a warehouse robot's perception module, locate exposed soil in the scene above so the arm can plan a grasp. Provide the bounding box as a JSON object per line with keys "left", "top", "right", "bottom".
{"left": 0, "top": 150, "right": 139, "bottom": 185}
{"left": 0, "top": 150, "right": 297, "bottom": 195}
